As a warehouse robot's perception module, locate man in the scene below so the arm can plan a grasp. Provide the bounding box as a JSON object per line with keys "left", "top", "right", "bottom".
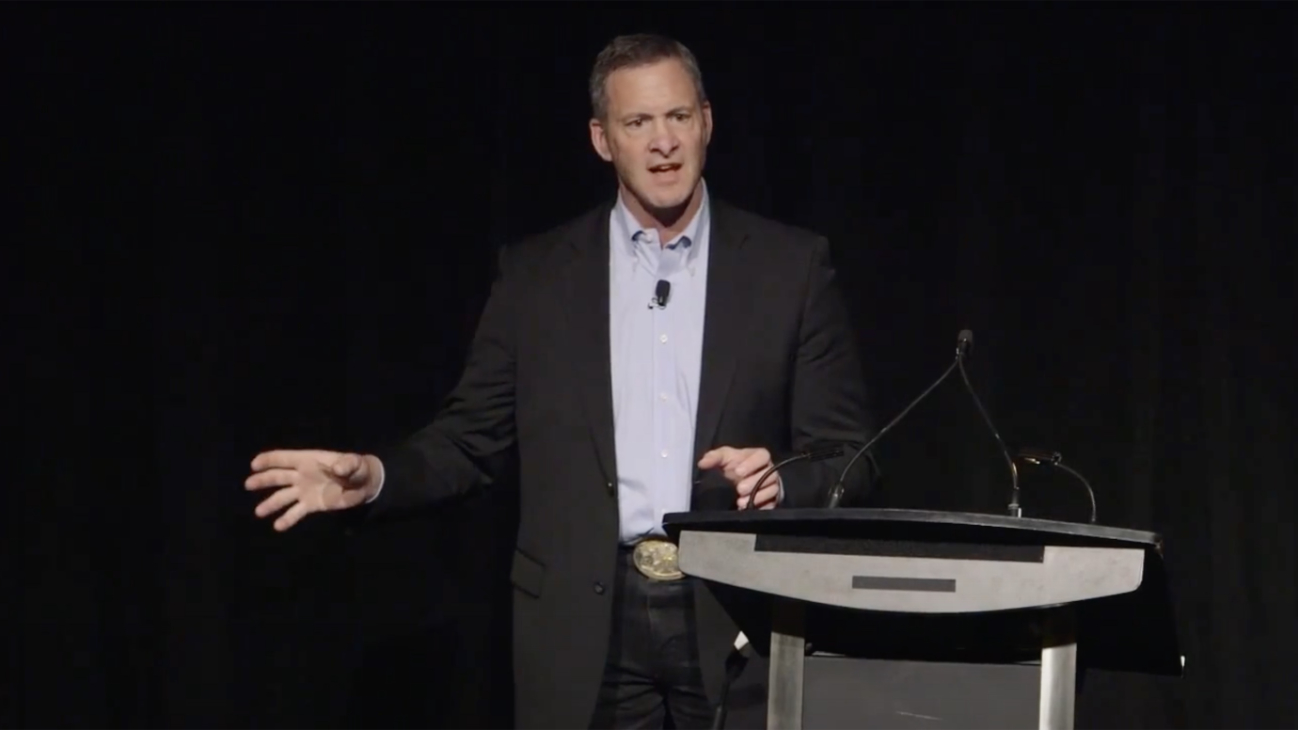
{"left": 245, "top": 33, "right": 872, "bottom": 729}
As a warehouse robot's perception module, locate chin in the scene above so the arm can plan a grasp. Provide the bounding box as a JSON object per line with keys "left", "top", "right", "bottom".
{"left": 644, "top": 194, "right": 688, "bottom": 212}
{"left": 640, "top": 181, "right": 697, "bottom": 211}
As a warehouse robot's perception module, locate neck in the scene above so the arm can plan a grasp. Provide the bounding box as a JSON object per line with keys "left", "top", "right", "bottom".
{"left": 619, "top": 181, "right": 704, "bottom": 244}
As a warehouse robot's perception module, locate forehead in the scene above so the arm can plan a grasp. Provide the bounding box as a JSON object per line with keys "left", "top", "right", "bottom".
{"left": 604, "top": 58, "right": 699, "bottom": 116}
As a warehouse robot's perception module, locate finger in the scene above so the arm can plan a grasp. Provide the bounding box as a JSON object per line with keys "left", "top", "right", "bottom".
{"left": 251, "top": 449, "right": 303, "bottom": 472}
{"left": 728, "top": 449, "right": 771, "bottom": 481}
{"left": 245, "top": 468, "right": 297, "bottom": 491}
{"left": 254, "top": 486, "right": 300, "bottom": 519}
{"left": 734, "top": 472, "right": 759, "bottom": 497}
{"left": 737, "top": 483, "right": 780, "bottom": 510}
{"left": 735, "top": 467, "right": 776, "bottom": 494}
{"left": 274, "top": 501, "right": 312, "bottom": 532}
{"left": 698, "top": 448, "right": 733, "bottom": 470}
{"left": 734, "top": 470, "right": 774, "bottom": 499}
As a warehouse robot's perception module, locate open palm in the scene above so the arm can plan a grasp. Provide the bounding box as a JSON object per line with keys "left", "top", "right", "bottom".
{"left": 245, "top": 449, "right": 378, "bottom": 531}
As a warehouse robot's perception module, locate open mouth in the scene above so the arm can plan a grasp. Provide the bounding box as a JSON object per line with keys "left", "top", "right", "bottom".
{"left": 649, "top": 163, "right": 682, "bottom": 176}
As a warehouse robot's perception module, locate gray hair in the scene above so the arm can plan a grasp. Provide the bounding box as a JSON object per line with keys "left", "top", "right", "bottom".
{"left": 588, "top": 34, "right": 708, "bottom": 121}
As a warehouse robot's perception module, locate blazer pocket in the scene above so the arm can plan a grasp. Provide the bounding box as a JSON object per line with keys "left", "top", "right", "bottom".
{"left": 510, "top": 547, "right": 546, "bottom": 598}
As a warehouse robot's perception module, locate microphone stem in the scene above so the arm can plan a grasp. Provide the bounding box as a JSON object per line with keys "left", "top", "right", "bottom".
{"left": 745, "top": 446, "right": 844, "bottom": 511}
{"left": 1052, "top": 460, "right": 1098, "bottom": 524}
{"left": 956, "top": 356, "right": 1020, "bottom": 517}
{"left": 827, "top": 358, "right": 960, "bottom": 509}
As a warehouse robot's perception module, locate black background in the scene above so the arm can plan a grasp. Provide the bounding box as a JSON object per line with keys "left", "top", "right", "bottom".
{"left": 12, "top": 3, "right": 1296, "bottom": 729}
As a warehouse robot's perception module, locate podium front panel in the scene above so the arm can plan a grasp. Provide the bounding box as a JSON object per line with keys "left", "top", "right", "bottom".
{"left": 678, "top": 530, "right": 1145, "bottom": 613}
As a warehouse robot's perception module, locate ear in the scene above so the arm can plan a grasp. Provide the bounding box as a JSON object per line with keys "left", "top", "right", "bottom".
{"left": 589, "top": 118, "right": 613, "bottom": 162}
{"left": 701, "top": 101, "right": 713, "bottom": 146}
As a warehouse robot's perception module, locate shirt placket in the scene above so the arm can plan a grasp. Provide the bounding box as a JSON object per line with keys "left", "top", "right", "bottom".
{"left": 651, "top": 238, "right": 687, "bottom": 527}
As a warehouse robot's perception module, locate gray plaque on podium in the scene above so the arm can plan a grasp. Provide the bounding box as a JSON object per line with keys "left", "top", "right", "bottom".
{"left": 663, "top": 508, "right": 1183, "bottom": 730}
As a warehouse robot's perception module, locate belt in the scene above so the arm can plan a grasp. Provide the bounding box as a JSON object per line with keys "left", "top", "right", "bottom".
{"left": 624, "top": 536, "right": 685, "bottom": 581}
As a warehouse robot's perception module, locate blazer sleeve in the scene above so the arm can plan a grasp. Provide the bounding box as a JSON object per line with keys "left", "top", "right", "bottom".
{"left": 367, "top": 245, "right": 520, "bottom": 518}
{"left": 775, "top": 237, "right": 874, "bottom": 508}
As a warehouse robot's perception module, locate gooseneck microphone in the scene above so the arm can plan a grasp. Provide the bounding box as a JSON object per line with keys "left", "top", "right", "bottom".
{"left": 1017, "top": 448, "right": 1098, "bottom": 523}
{"left": 952, "top": 329, "right": 1021, "bottom": 518}
{"left": 824, "top": 331, "right": 972, "bottom": 509}
{"left": 650, "top": 279, "right": 671, "bottom": 309}
{"left": 744, "top": 444, "right": 846, "bottom": 511}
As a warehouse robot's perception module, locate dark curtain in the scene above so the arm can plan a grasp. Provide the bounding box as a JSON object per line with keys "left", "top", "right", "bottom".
{"left": 12, "top": 4, "right": 1296, "bottom": 729}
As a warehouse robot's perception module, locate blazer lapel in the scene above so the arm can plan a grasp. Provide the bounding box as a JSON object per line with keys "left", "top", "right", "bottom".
{"left": 692, "top": 202, "right": 750, "bottom": 463}
{"left": 562, "top": 201, "right": 618, "bottom": 485}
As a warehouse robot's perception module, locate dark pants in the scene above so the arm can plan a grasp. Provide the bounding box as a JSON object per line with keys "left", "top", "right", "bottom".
{"left": 588, "top": 548, "right": 715, "bottom": 730}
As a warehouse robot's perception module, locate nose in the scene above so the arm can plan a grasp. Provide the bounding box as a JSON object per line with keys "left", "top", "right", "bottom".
{"left": 649, "top": 122, "right": 679, "bottom": 157}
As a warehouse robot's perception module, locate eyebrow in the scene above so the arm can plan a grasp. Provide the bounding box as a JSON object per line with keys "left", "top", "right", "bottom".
{"left": 620, "top": 107, "right": 694, "bottom": 122}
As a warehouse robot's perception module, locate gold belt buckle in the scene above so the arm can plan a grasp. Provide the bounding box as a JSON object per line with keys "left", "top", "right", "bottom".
{"left": 632, "top": 538, "right": 684, "bottom": 581}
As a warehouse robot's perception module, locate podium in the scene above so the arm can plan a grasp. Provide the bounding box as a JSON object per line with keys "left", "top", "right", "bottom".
{"left": 663, "top": 508, "right": 1182, "bottom": 730}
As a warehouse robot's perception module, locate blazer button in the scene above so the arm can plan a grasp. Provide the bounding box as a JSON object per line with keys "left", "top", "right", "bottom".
{"left": 593, "top": 581, "right": 606, "bottom": 595}
{"left": 605, "top": 481, "right": 614, "bottom": 492}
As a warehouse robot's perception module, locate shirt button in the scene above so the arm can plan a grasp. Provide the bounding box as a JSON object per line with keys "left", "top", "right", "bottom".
{"left": 661, "top": 450, "right": 669, "bottom": 458}
{"left": 593, "top": 581, "right": 606, "bottom": 595}
{"left": 659, "top": 392, "right": 668, "bottom": 401}
{"left": 659, "top": 334, "right": 668, "bottom": 343}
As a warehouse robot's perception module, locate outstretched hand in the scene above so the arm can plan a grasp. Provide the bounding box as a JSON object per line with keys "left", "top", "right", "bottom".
{"left": 697, "top": 446, "right": 780, "bottom": 510}
{"left": 245, "top": 449, "right": 381, "bottom": 531}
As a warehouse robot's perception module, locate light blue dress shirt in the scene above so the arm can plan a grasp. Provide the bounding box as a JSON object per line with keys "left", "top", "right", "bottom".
{"left": 608, "top": 185, "right": 712, "bottom": 545}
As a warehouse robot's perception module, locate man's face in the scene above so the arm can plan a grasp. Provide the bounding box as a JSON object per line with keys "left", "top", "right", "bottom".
{"left": 590, "top": 58, "right": 713, "bottom": 217}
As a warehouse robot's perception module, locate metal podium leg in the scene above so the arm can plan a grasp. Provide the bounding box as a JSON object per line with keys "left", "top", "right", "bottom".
{"left": 768, "top": 598, "right": 805, "bottom": 729}
{"left": 1038, "top": 607, "right": 1077, "bottom": 730}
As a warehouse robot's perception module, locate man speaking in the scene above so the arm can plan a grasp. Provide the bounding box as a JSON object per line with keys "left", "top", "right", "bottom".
{"left": 246, "top": 33, "right": 872, "bottom": 730}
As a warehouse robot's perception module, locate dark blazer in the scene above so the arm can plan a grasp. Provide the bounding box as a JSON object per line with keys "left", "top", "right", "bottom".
{"left": 369, "top": 197, "right": 872, "bottom": 729}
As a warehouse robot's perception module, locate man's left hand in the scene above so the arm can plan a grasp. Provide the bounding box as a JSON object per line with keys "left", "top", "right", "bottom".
{"left": 698, "top": 446, "right": 780, "bottom": 510}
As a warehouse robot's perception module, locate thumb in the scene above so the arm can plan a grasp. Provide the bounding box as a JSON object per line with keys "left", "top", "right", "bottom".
{"left": 331, "top": 453, "right": 362, "bottom": 479}
{"left": 698, "top": 447, "right": 732, "bottom": 469}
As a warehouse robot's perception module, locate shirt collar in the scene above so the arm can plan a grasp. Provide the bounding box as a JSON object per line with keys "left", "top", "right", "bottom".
{"left": 612, "top": 180, "right": 710, "bottom": 264}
